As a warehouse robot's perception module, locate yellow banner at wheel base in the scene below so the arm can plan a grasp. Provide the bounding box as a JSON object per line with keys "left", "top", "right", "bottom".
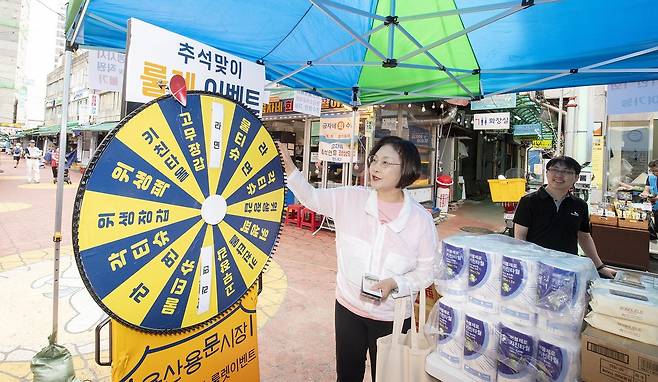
{"left": 111, "top": 288, "right": 259, "bottom": 382}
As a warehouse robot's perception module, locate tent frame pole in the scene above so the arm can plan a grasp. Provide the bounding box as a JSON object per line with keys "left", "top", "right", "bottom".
{"left": 394, "top": 23, "right": 474, "bottom": 98}
{"left": 396, "top": 0, "right": 557, "bottom": 22}
{"left": 310, "top": 0, "right": 388, "bottom": 60}
{"left": 264, "top": 22, "right": 387, "bottom": 87}
{"left": 51, "top": 46, "right": 73, "bottom": 344}
{"left": 398, "top": 4, "right": 526, "bottom": 62}
{"left": 388, "top": 0, "right": 395, "bottom": 59}
{"left": 316, "top": 0, "right": 387, "bottom": 21}
{"left": 485, "top": 45, "right": 658, "bottom": 97}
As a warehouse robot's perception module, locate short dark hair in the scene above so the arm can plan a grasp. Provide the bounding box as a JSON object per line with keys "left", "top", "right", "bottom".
{"left": 649, "top": 159, "right": 658, "bottom": 168}
{"left": 368, "top": 136, "right": 421, "bottom": 188}
{"left": 546, "top": 156, "right": 581, "bottom": 175}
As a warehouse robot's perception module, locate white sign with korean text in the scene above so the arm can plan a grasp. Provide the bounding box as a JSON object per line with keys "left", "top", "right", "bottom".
{"left": 125, "top": 18, "right": 265, "bottom": 115}
{"left": 293, "top": 91, "right": 322, "bottom": 117}
{"left": 473, "top": 112, "right": 510, "bottom": 130}
{"left": 319, "top": 114, "right": 358, "bottom": 163}
{"left": 88, "top": 94, "right": 99, "bottom": 117}
{"left": 88, "top": 50, "right": 125, "bottom": 92}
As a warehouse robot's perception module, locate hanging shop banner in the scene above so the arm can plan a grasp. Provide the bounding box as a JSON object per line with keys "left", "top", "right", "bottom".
{"left": 512, "top": 123, "right": 541, "bottom": 137}
{"left": 88, "top": 50, "right": 125, "bottom": 92}
{"left": 73, "top": 92, "right": 285, "bottom": 332}
{"left": 607, "top": 81, "right": 658, "bottom": 115}
{"left": 473, "top": 112, "right": 511, "bottom": 130}
{"left": 318, "top": 114, "right": 358, "bottom": 163}
{"left": 293, "top": 91, "right": 322, "bottom": 117}
{"left": 125, "top": 18, "right": 265, "bottom": 115}
{"left": 112, "top": 287, "right": 259, "bottom": 381}
{"left": 470, "top": 94, "right": 517, "bottom": 110}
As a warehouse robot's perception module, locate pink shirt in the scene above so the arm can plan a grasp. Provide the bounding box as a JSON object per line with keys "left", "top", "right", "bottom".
{"left": 378, "top": 199, "right": 403, "bottom": 224}
{"left": 287, "top": 169, "right": 438, "bottom": 321}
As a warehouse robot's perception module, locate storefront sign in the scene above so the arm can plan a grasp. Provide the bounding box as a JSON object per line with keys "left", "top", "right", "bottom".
{"left": 473, "top": 112, "right": 510, "bottom": 130}
{"left": 88, "top": 50, "right": 125, "bottom": 92}
{"left": 319, "top": 114, "right": 358, "bottom": 163}
{"left": 408, "top": 125, "right": 431, "bottom": 147}
{"left": 607, "top": 80, "right": 658, "bottom": 115}
{"left": 471, "top": 94, "right": 517, "bottom": 110}
{"left": 262, "top": 99, "right": 294, "bottom": 114}
{"left": 512, "top": 123, "right": 541, "bottom": 136}
{"left": 293, "top": 91, "right": 322, "bottom": 116}
{"left": 125, "top": 18, "right": 265, "bottom": 115}
{"left": 321, "top": 98, "right": 344, "bottom": 110}
{"left": 532, "top": 139, "right": 553, "bottom": 149}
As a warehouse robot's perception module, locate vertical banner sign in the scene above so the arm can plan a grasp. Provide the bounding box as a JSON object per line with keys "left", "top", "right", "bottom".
{"left": 591, "top": 137, "right": 604, "bottom": 189}
{"left": 125, "top": 18, "right": 265, "bottom": 115}
{"left": 88, "top": 50, "right": 126, "bottom": 92}
{"left": 293, "top": 91, "right": 322, "bottom": 117}
{"left": 473, "top": 112, "right": 511, "bottom": 130}
{"left": 318, "top": 114, "right": 358, "bottom": 163}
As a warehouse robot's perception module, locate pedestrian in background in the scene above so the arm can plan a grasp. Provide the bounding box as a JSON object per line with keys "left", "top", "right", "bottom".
{"left": 44, "top": 146, "right": 60, "bottom": 183}
{"left": 12, "top": 143, "right": 22, "bottom": 168}
{"left": 279, "top": 136, "right": 437, "bottom": 382}
{"left": 25, "top": 140, "right": 42, "bottom": 183}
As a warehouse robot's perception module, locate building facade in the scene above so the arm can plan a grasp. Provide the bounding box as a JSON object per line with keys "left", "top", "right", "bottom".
{"left": 0, "top": 0, "right": 29, "bottom": 127}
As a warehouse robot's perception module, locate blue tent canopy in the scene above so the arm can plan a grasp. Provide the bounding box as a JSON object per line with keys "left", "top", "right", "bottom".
{"left": 66, "top": 0, "right": 658, "bottom": 105}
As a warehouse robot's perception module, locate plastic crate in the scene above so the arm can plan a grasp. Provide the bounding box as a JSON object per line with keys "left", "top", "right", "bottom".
{"left": 487, "top": 178, "right": 526, "bottom": 202}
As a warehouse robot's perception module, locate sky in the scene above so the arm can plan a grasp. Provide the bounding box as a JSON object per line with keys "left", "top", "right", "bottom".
{"left": 23, "top": 0, "right": 62, "bottom": 126}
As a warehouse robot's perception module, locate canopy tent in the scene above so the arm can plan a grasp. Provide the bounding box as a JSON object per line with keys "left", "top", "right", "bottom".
{"left": 64, "top": 0, "right": 658, "bottom": 106}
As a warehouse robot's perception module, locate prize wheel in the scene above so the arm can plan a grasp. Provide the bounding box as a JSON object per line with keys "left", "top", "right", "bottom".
{"left": 73, "top": 91, "right": 285, "bottom": 332}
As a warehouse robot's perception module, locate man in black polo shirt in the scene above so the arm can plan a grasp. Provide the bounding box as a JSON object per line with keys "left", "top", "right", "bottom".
{"left": 513, "top": 156, "right": 615, "bottom": 278}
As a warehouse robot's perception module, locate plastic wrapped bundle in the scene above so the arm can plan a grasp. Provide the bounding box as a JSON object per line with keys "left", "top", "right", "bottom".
{"left": 432, "top": 297, "right": 465, "bottom": 369}
{"left": 499, "top": 250, "right": 544, "bottom": 327}
{"left": 497, "top": 321, "right": 537, "bottom": 382}
{"left": 536, "top": 254, "right": 597, "bottom": 337}
{"left": 535, "top": 334, "right": 581, "bottom": 382}
{"left": 463, "top": 308, "right": 499, "bottom": 382}
{"left": 435, "top": 235, "right": 474, "bottom": 300}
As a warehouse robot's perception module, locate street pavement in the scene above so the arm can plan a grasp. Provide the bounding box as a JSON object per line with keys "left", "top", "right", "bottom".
{"left": 0, "top": 153, "right": 504, "bottom": 381}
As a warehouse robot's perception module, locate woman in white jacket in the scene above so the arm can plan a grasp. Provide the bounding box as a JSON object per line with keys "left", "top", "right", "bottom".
{"left": 279, "top": 136, "right": 438, "bottom": 382}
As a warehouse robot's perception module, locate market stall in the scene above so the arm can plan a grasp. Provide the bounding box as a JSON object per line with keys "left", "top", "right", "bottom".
{"left": 590, "top": 193, "right": 652, "bottom": 270}
{"left": 48, "top": 1, "right": 658, "bottom": 381}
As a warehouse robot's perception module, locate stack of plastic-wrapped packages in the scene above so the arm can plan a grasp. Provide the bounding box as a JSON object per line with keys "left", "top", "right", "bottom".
{"left": 586, "top": 271, "right": 658, "bottom": 346}
{"left": 426, "top": 234, "right": 598, "bottom": 382}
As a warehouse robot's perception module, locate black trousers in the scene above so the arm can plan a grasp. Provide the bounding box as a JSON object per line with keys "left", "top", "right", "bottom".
{"left": 335, "top": 300, "right": 411, "bottom": 382}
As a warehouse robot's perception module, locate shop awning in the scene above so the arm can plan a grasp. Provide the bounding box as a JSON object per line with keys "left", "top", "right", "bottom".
{"left": 36, "top": 122, "right": 79, "bottom": 136}
{"left": 65, "top": 0, "right": 658, "bottom": 105}
{"left": 74, "top": 121, "right": 118, "bottom": 132}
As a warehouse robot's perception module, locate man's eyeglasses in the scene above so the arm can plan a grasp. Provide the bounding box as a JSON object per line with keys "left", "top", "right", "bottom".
{"left": 547, "top": 168, "right": 576, "bottom": 176}
{"left": 367, "top": 155, "right": 401, "bottom": 168}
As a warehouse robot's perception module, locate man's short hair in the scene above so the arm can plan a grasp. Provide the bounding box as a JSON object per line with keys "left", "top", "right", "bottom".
{"left": 649, "top": 159, "right": 658, "bottom": 168}
{"left": 368, "top": 135, "right": 421, "bottom": 189}
{"left": 546, "top": 156, "right": 581, "bottom": 175}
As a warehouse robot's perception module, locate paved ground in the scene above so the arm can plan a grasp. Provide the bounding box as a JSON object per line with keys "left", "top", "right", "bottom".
{"left": 6, "top": 153, "right": 651, "bottom": 381}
